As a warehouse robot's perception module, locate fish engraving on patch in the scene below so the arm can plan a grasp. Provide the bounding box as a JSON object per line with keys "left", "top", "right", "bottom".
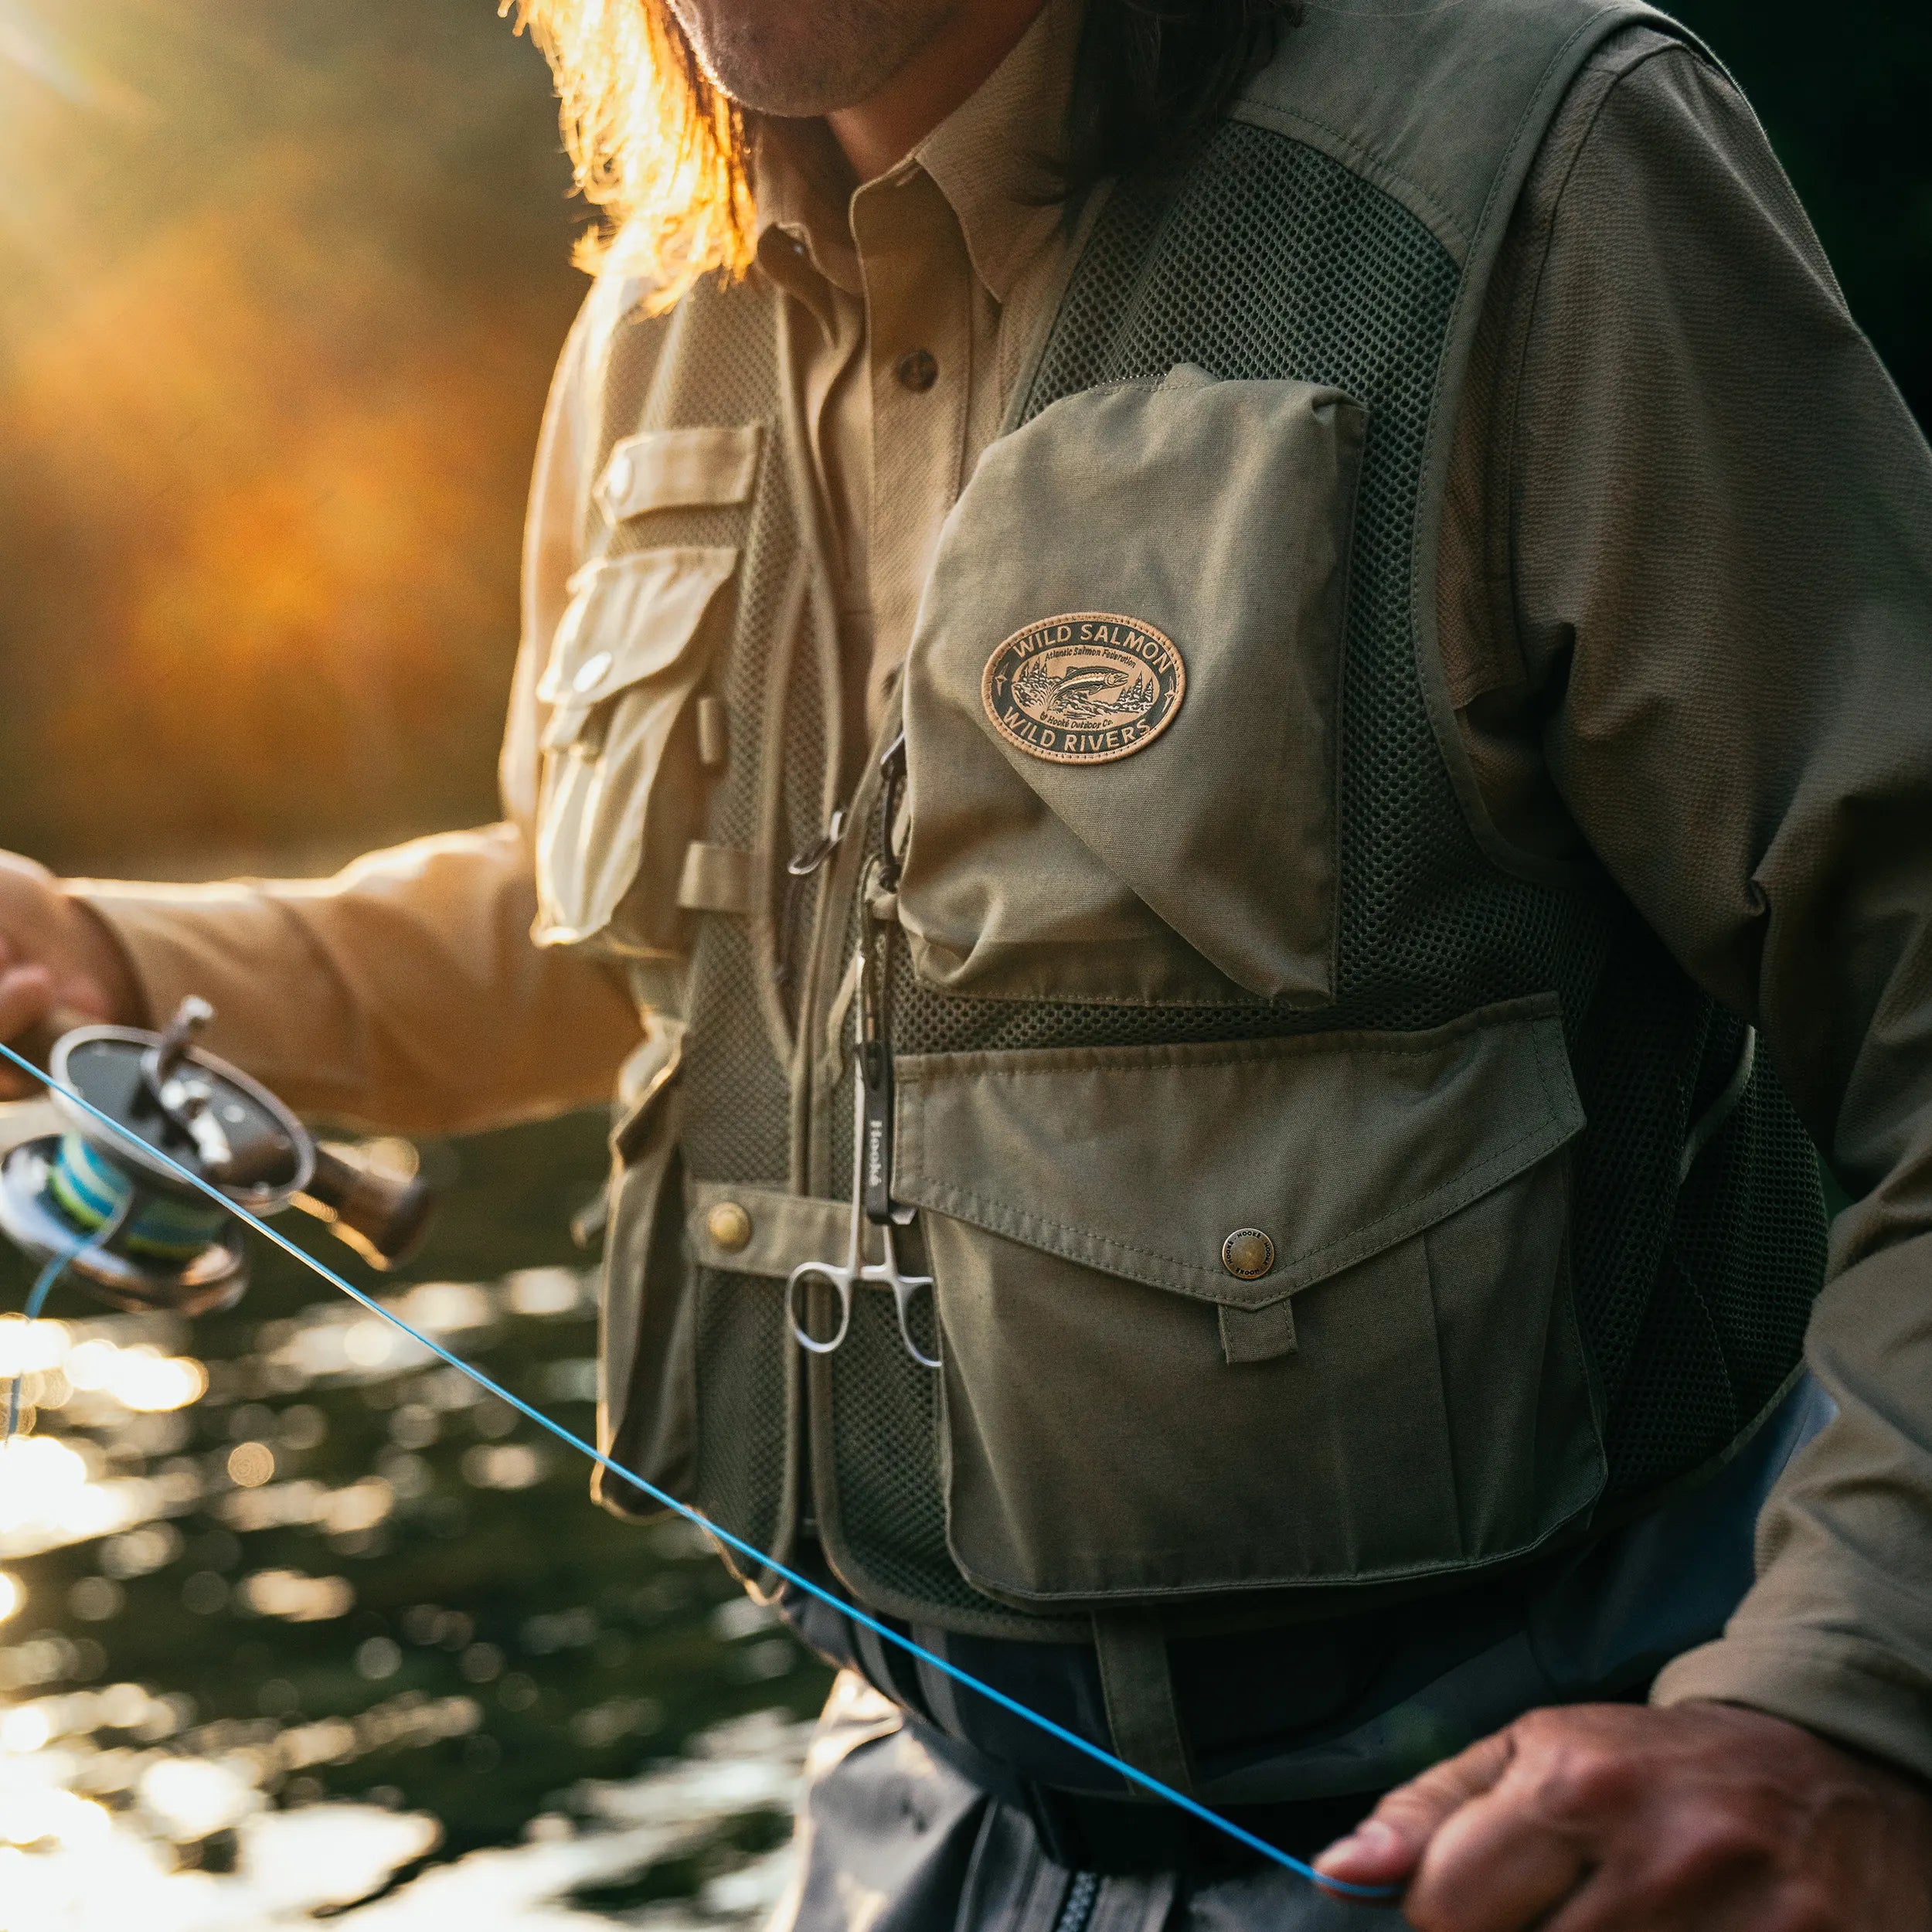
{"left": 981, "top": 612, "right": 1185, "bottom": 765}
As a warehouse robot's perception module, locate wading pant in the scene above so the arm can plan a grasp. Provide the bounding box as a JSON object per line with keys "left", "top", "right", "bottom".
{"left": 769, "top": 1675, "right": 1407, "bottom": 1932}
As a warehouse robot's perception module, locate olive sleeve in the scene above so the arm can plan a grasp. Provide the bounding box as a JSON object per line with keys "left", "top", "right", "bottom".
{"left": 1476, "top": 39, "right": 1932, "bottom": 1775}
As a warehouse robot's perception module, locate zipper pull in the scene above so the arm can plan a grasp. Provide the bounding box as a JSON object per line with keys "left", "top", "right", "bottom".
{"left": 774, "top": 808, "right": 847, "bottom": 1005}
{"left": 787, "top": 807, "right": 846, "bottom": 879}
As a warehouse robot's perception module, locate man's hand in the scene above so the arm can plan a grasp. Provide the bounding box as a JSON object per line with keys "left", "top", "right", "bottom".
{"left": 1315, "top": 1701, "right": 1932, "bottom": 1930}
{"left": 0, "top": 853, "right": 140, "bottom": 1098}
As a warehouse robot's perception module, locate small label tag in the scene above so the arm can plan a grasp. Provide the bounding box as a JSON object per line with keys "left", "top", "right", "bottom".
{"left": 981, "top": 612, "right": 1185, "bottom": 765}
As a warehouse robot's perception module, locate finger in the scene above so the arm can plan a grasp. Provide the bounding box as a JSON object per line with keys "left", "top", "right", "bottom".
{"left": 0, "top": 965, "right": 56, "bottom": 1099}
{"left": 1315, "top": 1729, "right": 1517, "bottom": 1889}
{"left": 1403, "top": 1785, "right": 1591, "bottom": 1932}
{"left": 0, "top": 963, "right": 55, "bottom": 1046}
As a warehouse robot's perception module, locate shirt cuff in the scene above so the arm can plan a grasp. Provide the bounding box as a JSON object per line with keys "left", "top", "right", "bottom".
{"left": 1653, "top": 1630, "right": 1932, "bottom": 1784}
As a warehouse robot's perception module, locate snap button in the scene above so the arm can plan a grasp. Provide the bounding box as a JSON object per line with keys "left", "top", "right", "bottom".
{"left": 706, "top": 1200, "right": 753, "bottom": 1253}
{"left": 604, "top": 454, "right": 633, "bottom": 505}
{"left": 1221, "top": 1228, "right": 1275, "bottom": 1281}
{"left": 895, "top": 349, "right": 938, "bottom": 393}
{"left": 572, "top": 650, "right": 614, "bottom": 696}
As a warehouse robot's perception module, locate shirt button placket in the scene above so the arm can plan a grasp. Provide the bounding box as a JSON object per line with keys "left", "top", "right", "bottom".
{"left": 855, "top": 168, "right": 972, "bottom": 715}
{"left": 895, "top": 349, "right": 939, "bottom": 393}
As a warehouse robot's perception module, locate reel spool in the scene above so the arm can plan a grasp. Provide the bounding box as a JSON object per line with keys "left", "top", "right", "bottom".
{"left": 0, "top": 998, "right": 434, "bottom": 1315}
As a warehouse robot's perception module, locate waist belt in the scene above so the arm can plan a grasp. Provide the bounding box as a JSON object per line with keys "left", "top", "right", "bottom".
{"left": 909, "top": 1711, "right": 1381, "bottom": 1877}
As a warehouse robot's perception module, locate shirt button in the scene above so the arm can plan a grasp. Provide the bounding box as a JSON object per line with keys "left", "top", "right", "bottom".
{"left": 706, "top": 1201, "right": 753, "bottom": 1253}
{"left": 604, "top": 454, "right": 633, "bottom": 506}
{"left": 895, "top": 349, "right": 939, "bottom": 393}
{"left": 573, "top": 650, "right": 614, "bottom": 696}
{"left": 1221, "top": 1228, "right": 1276, "bottom": 1281}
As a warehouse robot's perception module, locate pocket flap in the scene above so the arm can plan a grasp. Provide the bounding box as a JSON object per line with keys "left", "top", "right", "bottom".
{"left": 900, "top": 366, "right": 1365, "bottom": 1004}
{"left": 539, "top": 546, "right": 738, "bottom": 730}
{"left": 893, "top": 995, "right": 1582, "bottom": 1310}
{"left": 597, "top": 426, "right": 763, "bottom": 521}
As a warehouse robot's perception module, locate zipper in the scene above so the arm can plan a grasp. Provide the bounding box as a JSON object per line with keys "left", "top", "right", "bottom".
{"left": 797, "top": 716, "right": 911, "bottom": 1199}
{"left": 859, "top": 731, "right": 910, "bottom": 1224}
{"left": 875, "top": 730, "right": 907, "bottom": 894}
{"left": 773, "top": 808, "right": 846, "bottom": 1013}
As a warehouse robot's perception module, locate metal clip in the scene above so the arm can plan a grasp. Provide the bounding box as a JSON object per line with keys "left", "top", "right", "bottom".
{"left": 787, "top": 808, "right": 847, "bottom": 879}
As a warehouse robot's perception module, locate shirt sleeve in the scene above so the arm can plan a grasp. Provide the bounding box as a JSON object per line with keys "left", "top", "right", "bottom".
{"left": 1478, "top": 39, "right": 1932, "bottom": 1776}
{"left": 70, "top": 294, "right": 641, "bottom": 1137}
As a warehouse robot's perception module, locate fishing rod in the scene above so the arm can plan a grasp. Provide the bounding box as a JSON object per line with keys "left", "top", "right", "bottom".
{"left": 0, "top": 1005, "right": 1400, "bottom": 1910}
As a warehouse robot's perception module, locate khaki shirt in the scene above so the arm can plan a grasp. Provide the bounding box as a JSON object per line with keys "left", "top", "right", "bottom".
{"left": 73, "top": 12, "right": 1932, "bottom": 1779}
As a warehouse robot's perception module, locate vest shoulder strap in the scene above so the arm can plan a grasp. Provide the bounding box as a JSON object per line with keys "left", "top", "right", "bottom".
{"left": 1234, "top": 0, "right": 1695, "bottom": 268}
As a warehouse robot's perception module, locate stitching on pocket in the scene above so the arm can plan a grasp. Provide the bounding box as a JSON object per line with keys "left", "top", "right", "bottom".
{"left": 898, "top": 997, "right": 1579, "bottom": 1296}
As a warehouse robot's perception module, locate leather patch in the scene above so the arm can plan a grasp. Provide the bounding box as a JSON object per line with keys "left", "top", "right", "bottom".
{"left": 981, "top": 612, "right": 1185, "bottom": 765}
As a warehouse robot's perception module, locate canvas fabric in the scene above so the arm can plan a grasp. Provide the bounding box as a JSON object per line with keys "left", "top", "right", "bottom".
{"left": 536, "top": 0, "right": 1827, "bottom": 1742}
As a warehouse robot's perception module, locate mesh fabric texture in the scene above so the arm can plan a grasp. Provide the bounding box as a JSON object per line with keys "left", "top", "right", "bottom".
{"left": 811, "top": 123, "right": 1825, "bottom": 1617}
{"left": 629, "top": 117, "right": 1825, "bottom": 1627}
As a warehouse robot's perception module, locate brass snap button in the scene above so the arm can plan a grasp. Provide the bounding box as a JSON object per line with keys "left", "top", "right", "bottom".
{"left": 1221, "top": 1228, "right": 1275, "bottom": 1281}
{"left": 706, "top": 1201, "right": 753, "bottom": 1253}
{"left": 572, "top": 649, "right": 614, "bottom": 696}
{"left": 895, "top": 349, "right": 938, "bottom": 393}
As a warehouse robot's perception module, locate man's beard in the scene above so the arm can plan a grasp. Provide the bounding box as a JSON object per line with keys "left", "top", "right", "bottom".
{"left": 662, "top": 0, "right": 963, "bottom": 117}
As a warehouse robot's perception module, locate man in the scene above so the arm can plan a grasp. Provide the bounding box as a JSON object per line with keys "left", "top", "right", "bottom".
{"left": 2, "top": 0, "right": 1931, "bottom": 1922}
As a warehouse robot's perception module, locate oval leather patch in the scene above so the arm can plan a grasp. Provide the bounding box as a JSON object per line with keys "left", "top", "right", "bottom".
{"left": 981, "top": 612, "right": 1185, "bottom": 765}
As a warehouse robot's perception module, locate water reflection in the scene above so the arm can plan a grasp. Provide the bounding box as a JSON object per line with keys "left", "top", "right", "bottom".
{"left": 0, "top": 1105, "right": 830, "bottom": 1925}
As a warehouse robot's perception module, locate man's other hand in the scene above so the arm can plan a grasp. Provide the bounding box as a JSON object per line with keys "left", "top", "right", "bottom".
{"left": 1315, "top": 1701, "right": 1932, "bottom": 1930}
{"left": 0, "top": 853, "right": 140, "bottom": 1098}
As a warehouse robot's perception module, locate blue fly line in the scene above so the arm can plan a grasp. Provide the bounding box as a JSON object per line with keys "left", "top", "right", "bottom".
{"left": 0, "top": 1033, "right": 1400, "bottom": 1906}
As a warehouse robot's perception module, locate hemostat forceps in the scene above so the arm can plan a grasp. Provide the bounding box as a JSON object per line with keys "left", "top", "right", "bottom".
{"left": 787, "top": 944, "right": 939, "bottom": 1369}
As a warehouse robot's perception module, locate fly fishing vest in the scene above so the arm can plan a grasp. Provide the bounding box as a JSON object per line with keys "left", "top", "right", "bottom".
{"left": 539, "top": 0, "right": 1827, "bottom": 1656}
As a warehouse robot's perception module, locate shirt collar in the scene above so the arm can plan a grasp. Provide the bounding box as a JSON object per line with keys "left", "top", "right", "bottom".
{"left": 911, "top": 0, "right": 1083, "bottom": 303}
{"left": 753, "top": 117, "right": 863, "bottom": 326}
{"left": 751, "top": 0, "right": 1083, "bottom": 315}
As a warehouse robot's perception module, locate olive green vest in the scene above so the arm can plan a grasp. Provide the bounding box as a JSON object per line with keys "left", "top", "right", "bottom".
{"left": 541, "top": 0, "right": 1826, "bottom": 1651}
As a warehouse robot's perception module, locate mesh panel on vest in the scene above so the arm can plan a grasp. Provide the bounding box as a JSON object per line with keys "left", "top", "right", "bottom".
{"left": 819, "top": 1278, "right": 1002, "bottom": 1619}
{"left": 594, "top": 282, "right": 802, "bottom": 1559}
{"left": 689, "top": 1267, "right": 791, "bottom": 1575}
{"left": 667, "top": 119, "right": 1827, "bottom": 1626}
{"left": 648, "top": 281, "right": 794, "bottom": 1190}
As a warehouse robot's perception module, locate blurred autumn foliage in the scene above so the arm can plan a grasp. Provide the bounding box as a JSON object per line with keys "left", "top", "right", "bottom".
{"left": 0, "top": 0, "right": 1926, "bottom": 878}
{"left": 0, "top": 0, "right": 583, "bottom": 875}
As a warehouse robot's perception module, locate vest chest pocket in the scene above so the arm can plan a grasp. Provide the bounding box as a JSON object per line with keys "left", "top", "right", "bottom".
{"left": 889, "top": 995, "right": 1607, "bottom": 1604}
{"left": 898, "top": 364, "right": 1366, "bottom": 1007}
{"left": 534, "top": 545, "right": 738, "bottom": 957}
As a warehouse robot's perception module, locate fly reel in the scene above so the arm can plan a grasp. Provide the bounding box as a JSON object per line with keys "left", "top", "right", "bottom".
{"left": 0, "top": 997, "right": 434, "bottom": 1315}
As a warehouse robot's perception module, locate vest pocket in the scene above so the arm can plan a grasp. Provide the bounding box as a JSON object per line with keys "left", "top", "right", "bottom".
{"left": 533, "top": 545, "right": 738, "bottom": 956}
{"left": 898, "top": 365, "right": 1364, "bottom": 1006}
{"left": 891, "top": 995, "right": 1606, "bottom": 1603}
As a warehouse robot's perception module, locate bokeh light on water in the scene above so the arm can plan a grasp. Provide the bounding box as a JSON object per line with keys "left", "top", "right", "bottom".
{"left": 0, "top": 1103, "right": 831, "bottom": 1927}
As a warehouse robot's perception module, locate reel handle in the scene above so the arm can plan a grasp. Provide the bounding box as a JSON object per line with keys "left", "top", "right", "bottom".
{"left": 297, "top": 1145, "right": 435, "bottom": 1272}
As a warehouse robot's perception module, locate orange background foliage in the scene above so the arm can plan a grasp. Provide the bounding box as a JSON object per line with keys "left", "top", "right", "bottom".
{"left": 0, "top": 0, "right": 583, "bottom": 876}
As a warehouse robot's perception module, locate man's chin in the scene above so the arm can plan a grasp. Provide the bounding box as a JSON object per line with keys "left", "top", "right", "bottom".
{"left": 666, "top": 0, "right": 946, "bottom": 118}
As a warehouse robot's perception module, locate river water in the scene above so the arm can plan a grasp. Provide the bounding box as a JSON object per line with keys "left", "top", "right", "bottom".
{"left": 0, "top": 1104, "right": 832, "bottom": 1930}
